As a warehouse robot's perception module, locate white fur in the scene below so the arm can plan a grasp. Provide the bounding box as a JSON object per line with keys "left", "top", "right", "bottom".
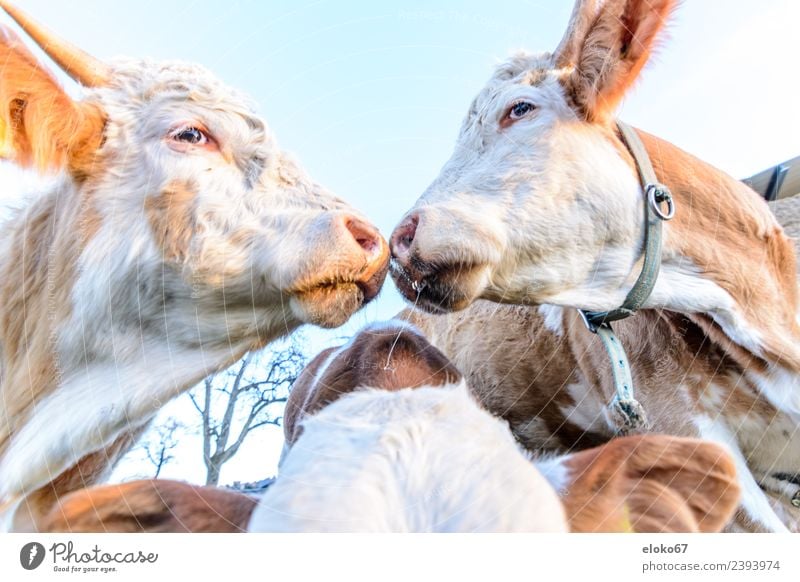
{"left": 695, "top": 414, "right": 789, "bottom": 532}
{"left": 538, "top": 304, "right": 565, "bottom": 336}
{"left": 748, "top": 366, "right": 800, "bottom": 422}
{"left": 0, "top": 343, "right": 233, "bottom": 502}
{"left": 533, "top": 455, "right": 570, "bottom": 497}
{"left": 560, "top": 382, "right": 615, "bottom": 436}
{"left": 249, "top": 382, "right": 568, "bottom": 533}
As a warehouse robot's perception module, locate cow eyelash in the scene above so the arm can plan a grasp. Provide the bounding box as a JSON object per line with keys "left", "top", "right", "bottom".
{"left": 168, "top": 125, "right": 212, "bottom": 146}
{"left": 506, "top": 100, "right": 536, "bottom": 121}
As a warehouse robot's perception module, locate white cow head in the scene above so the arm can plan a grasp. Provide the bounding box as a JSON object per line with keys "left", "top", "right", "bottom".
{"left": 390, "top": 0, "right": 675, "bottom": 313}
{"left": 0, "top": 2, "right": 389, "bottom": 339}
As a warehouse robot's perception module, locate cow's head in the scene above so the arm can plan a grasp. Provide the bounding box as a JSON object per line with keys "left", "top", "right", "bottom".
{"left": 0, "top": 2, "right": 388, "bottom": 336}
{"left": 283, "top": 320, "right": 462, "bottom": 447}
{"left": 390, "top": 0, "right": 675, "bottom": 313}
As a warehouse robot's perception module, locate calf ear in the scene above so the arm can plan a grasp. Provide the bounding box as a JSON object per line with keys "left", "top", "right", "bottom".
{"left": 561, "top": 435, "right": 740, "bottom": 532}
{"left": 0, "top": 25, "right": 105, "bottom": 176}
{"left": 42, "top": 480, "right": 257, "bottom": 533}
{"left": 558, "top": 0, "right": 677, "bottom": 122}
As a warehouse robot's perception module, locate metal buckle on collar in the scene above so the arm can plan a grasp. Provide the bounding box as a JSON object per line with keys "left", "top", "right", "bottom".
{"left": 646, "top": 183, "right": 675, "bottom": 221}
{"left": 578, "top": 307, "right": 636, "bottom": 334}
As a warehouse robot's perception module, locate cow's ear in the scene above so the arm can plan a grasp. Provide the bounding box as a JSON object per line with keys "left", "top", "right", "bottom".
{"left": 42, "top": 479, "right": 257, "bottom": 533}
{"left": 0, "top": 25, "right": 105, "bottom": 176}
{"left": 557, "top": 0, "right": 677, "bottom": 123}
{"left": 560, "top": 435, "right": 740, "bottom": 532}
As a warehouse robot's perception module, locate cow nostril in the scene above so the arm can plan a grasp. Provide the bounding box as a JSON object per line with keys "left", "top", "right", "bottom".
{"left": 344, "top": 217, "right": 383, "bottom": 262}
{"left": 390, "top": 214, "right": 419, "bottom": 259}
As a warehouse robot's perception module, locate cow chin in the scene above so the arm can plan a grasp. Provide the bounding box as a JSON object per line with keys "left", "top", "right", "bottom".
{"left": 287, "top": 254, "right": 389, "bottom": 328}
{"left": 290, "top": 283, "right": 366, "bottom": 328}
{"left": 391, "top": 260, "right": 489, "bottom": 314}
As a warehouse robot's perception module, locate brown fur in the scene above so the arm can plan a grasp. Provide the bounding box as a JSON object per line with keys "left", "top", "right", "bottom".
{"left": 0, "top": 194, "right": 87, "bottom": 449}
{"left": 402, "top": 305, "right": 610, "bottom": 452}
{"left": 42, "top": 479, "right": 257, "bottom": 533}
{"left": 641, "top": 130, "right": 800, "bottom": 368}
{"left": 0, "top": 25, "right": 105, "bottom": 177}
{"left": 17, "top": 428, "right": 145, "bottom": 530}
{"left": 769, "top": 196, "right": 800, "bottom": 278}
{"left": 145, "top": 181, "right": 198, "bottom": 263}
{"left": 562, "top": 0, "right": 677, "bottom": 122}
{"left": 562, "top": 435, "right": 740, "bottom": 532}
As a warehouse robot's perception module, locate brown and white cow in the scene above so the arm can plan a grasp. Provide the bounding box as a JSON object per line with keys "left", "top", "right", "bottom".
{"left": 40, "top": 321, "right": 740, "bottom": 533}
{"left": 0, "top": 2, "right": 388, "bottom": 530}
{"left": 389, "top": 0, "right": 800, "bottom": 531}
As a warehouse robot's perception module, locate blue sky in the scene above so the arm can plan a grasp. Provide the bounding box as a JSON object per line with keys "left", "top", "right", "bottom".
{"left": 1, "top": 0, "right": 798, "bottom": 484}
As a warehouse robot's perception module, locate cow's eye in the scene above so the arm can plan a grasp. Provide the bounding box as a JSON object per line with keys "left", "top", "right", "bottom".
{"left": 508, "top": 101, "right": 535, "bottom": 121}
{"left": 170, "top": 126, "right": 208, "bottom": 145}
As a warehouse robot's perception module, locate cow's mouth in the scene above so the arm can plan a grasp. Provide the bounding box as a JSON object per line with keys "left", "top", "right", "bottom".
{"left": 390, "top": 258, "right": 487, "bottom": 314}
{"left": 291, "top": 260, "right": 389, "bottom": 328}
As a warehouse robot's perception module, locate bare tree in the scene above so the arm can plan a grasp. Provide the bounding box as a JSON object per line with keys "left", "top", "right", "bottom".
{"left": 141, "top": 418, "right": 183, "bottom": 478}
{"left": 188, "top": 342, "right": 306, "bottom": 485}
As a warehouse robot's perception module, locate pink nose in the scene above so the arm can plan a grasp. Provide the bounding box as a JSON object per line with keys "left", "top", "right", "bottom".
{"left": 389, "top": 213, "right": 419, "bottom": 263}
{"left": 343, "top": 216, "right": 384, "bottom": 265}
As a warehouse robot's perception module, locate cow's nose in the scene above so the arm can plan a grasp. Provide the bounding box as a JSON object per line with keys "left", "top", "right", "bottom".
{"left": 343, "top": 216, "right": 385, "bottom": 266}
{"left": 390, "top": 213, "right": 419, "bottom": 263}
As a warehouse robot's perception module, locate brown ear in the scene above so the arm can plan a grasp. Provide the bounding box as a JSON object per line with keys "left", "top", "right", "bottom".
{"left": 553, "top": 0, "right": 597, "bottom": 69}
{"left": 560, "top": 0, "right": 677, "bottom": 122}
{"left": 42, "top": 479, "right": 257, "bottom": 533}
{"left": 561, "top": 435, "right": 740, "bottom": 532}
{"left": 0, "top": 25, "right": 105, "bottom": 176}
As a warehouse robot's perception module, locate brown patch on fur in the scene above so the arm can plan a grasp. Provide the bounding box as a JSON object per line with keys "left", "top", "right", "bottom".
{"left": 144, "top": 181, "right": 198, "bottom": 263}
{"left": 562, "top": 435, "right": 740, "bottom": 532}
{"left": 17, "top": 428, "right": 145, "bottom": 531}
{"left": 284, "top": 323, "right": 462, "bottom": 446}
{"left": 0, "top": 194, "right": 81, "bottom": 449}
{"left": 42, "top": 479, "right": 257, "bottom": 533}
{"left": 638, "top": 129, "right": 800, "bottom": 370}
{"left": 770, "top": 196, "right": 800, "bottom": 277}
{"left": 558, "top": 0, "right": 677, "bottom": 122}
{"left": 0, "top": 25, "right": 106, "bottom": 177}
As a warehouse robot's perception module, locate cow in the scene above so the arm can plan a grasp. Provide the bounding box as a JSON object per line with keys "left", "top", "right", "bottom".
{"left": 388, "top": 0, "right": 800, "bottom": 531}
{"left": 0, "top": 1, "right": 388, "bottom": 531}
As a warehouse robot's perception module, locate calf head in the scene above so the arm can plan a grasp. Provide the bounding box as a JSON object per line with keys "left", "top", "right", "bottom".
{"left": 0, "top": 1, "right": 388, "bottom": 337}
{"left": 283, "top": 320, "right": 463, "bottom": 446}
{"left": 390, "top": 0, "right": 676, "bottom": 313}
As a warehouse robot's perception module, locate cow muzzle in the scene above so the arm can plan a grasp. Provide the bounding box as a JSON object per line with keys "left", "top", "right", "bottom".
{"left": 390, "top": 212, "right": 490, "bottom": 313}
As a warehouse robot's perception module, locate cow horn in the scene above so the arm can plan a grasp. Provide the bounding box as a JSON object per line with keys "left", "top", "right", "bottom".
{"left": 0, "top": 0, "right": 111, "bottom": 87}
